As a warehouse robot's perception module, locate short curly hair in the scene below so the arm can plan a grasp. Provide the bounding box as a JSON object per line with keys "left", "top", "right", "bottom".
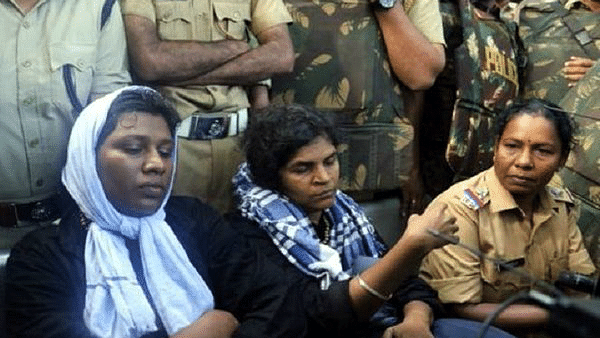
{"left": 243, "top": 104, "right": 339, "bottom": 191}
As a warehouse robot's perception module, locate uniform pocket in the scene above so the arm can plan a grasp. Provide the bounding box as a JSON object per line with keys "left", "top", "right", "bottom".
{"left": 49, "top": 43, "right": 95, "bottom": 115}
{"left": 336, "top": 123, "right": 413, "bottom": 192}
{"left": 155, "top": 1, "right": 193, "bottom": 40}
{"left": 212, "top": 1, "right": 250, "bottom": 40}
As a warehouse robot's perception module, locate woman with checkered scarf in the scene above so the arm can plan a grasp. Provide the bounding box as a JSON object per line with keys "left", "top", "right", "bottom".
{"left": 228, "top": 104, "right": 513, "bottom": 338}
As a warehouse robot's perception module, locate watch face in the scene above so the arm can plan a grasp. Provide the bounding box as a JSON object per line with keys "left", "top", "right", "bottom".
{"left": 379, "top": 0, "right": 396, "bottom": 8}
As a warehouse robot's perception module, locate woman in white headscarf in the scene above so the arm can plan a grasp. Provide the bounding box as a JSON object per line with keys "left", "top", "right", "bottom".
{"left": 6, "top": 86, "right": 300, "bottom": 338}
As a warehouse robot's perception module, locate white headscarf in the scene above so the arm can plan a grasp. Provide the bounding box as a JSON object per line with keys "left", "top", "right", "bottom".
{"left": 62, "top": 86, "right": 214, "bottom": 338}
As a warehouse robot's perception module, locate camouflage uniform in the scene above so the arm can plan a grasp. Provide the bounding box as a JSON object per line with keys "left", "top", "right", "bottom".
{"left": 518, "top": 0, "right": 600, "bottom": 105}
{"left": 271, "top": 0, "right": 444, "bottom": 193}
{"left": 421, "top": 0, "right": 462, "bottom": 196}
{"left": 557, "top": 61, "right": 600, "bottom": 268}
{"left": 517, "top": 0, "right": 600, "bottom": 268}
{"left": 445, "top": 0, "right": 521, "bottom": 177}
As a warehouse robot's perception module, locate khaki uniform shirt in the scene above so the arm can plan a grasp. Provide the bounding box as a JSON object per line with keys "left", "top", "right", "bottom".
{"left": 0, "top": 0, "right": 130, "bottom": 203}
{"left": 405, "top": 0, "right": 446, "bottom": 46}
{"left": 420, "top": 168, "right": 596, "bottom": 304}
{"left": 121, "top": 0, "right": 292, "bottom": 118}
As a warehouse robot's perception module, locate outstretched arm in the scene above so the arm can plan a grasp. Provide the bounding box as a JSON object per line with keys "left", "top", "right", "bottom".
{"left": 373, "top": 2, "right": 445, "bottom": 90}
{"left": 348, "top": 203, "right": 458, "bottom": 320}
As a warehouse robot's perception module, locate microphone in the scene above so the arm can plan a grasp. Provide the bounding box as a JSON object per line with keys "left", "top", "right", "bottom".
{"left": 555, "top": 271, "right": 600, "bottom": 297}
{"left": 426, "top": 229, "right": 600, "bottom": 338}
{"left": 528, "top": 290, "right": 600, "bottom": 338}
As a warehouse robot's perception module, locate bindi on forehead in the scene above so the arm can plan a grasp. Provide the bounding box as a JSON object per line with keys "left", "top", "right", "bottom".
{"left": 118, "top": 112, "right": 139, "bottom": 129}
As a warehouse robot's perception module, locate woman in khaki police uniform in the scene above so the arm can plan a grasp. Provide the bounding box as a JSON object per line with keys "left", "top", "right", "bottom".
{"left": 420, "top": 99, "right": 596, "bottom": 336}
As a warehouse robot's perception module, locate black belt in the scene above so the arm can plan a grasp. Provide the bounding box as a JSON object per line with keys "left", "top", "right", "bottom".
{"left": 0, "top": 195, "right": 60, "bottom": 227}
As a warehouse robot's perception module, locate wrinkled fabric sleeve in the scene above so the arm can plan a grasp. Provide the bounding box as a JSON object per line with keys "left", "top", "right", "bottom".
{"left": 250, "top": 0, "right": 292, "bottom": 36}
{"left": 6, "top": 192, "right": 170, "bottom": 338}
{"left": 390, "top": 277, "right": 445, "bottom": 320}
{"left": 175, "top": 199, "right": 306, "bottom": 337}
{"left": 90, "top": 0, "right": 131, "bottom": 98}
{"left": 5, "top": 229, "right": 94, "bottom": 338}
{"left": 406, "top": 0, "right": 446, "bottom": 45}
{"left": 420, "top": 194, "right": 483, "bottom": 304}
{"left": 224, "top": 213, "right": 362, "bottom": 336}
{"left": 120, "top": 0, "right": 157, "bottom": 23}
{"left": 300, "top": 279, "right": 362, "bottom": 336}
{"left": 567, "top": 206, "right": 597, "bottom": 275}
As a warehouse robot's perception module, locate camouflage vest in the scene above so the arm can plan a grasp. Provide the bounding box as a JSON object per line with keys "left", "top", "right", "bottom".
{"left": 445, "top": 0, "right": 521, "bottom": 177}
{"left": 519, "top": 0, "right": 600, "bottom": 105}
{"left": 271, "top": 0, "right": 412, "bottom": 192}
{"left": 558, "top": 61, "right": 600, "bottom": 267}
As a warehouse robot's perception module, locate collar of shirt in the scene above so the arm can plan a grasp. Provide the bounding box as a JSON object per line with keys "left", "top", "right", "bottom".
{"left": 482, "top": 168, "right": 561, "bottom": 217}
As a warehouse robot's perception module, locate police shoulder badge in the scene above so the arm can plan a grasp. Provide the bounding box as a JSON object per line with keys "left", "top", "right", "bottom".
{"left": 548, "top": 186, "right": 574, "bottom": 204}
{"left": 460, "top": 187, "right": 490, "bottom": 210}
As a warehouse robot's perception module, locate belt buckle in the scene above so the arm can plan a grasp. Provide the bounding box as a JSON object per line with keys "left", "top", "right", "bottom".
{"left": 0, "top": 196, "right": 60, "bottom": 227}
{"left": 190, "top": 115, "right": 230, "bottom": 140}
{"left": 28, "top": 200, "right": 57, "bottom": 222}
{"left": 178, "top": 109, "right": 248, "bottom": 141}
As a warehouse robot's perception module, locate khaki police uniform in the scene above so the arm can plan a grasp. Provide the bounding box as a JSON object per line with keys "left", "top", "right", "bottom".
{"left": 420, "top": 168, "right": 596, "bottom": 304}
{"left": 121, "top": 0, "right": 292, "bottom": 213}
{"left": 0, "top": 0, "right": 130, "bottom": 226}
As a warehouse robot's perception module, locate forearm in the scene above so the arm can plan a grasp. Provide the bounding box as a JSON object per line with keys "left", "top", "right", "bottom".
{"left": 175, "top": 25, "right": 294, "bottom": 87}
{"left": 403, "top": 300, "right": 434, "bottom": 326}
{"left": 124, "top": 14, "right": 249, "bottom": 82}
{"left": 349, "top": 234, "right": 430, "bottom": 319}
{"left": 452, "top": 303, "right": 549, "bottom": 329}
{"left": 374, "top": 5, "right": 445, "bottom": 90}
{"left": 348, "top": 203, "right": 457, "bottom": 320}
{"left": 392, "top": 277, "right": 445, "bottom": 319}
{"left": 171, "top": 310, "right": 239, "bottom": 338}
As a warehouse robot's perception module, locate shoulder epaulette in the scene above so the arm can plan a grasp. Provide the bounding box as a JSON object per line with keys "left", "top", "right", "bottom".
{"left": 460, "top": 187, "right": 490, "bottom": 210}
{"left": 548, "top": 186, "right": 575, "bottom": 204}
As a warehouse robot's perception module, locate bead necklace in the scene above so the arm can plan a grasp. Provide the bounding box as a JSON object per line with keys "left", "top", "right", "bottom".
{"left": 319, "top": 216, "right": 331, "bottom": 245}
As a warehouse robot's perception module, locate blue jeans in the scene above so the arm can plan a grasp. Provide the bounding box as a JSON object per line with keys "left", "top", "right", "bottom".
{"left": 432, "top": 318, "right": 517, "bottom": 338}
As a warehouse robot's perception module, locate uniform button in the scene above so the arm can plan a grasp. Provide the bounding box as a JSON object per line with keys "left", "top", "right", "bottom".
{"left": 36, "top": 179, "right": 44, "bottom": 187}
{"left": 29, "top": 139, "right": 40, "bottom": 148}
{"left": 23, "top": 21, "right": 31, "bottom": 29}
{"left": 233, "top": 12, "right": 240, "bottom": 20}
{"left": 22, "top": 60, "right": 32, "bottom": 68}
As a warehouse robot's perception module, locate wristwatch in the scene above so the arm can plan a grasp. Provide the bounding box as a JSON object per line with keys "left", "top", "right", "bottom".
{"left": 372, "top": 0, "right": 397, "bottom": 9}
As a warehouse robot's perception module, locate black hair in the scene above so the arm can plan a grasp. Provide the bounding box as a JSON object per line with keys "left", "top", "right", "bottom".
{"left": 494, "top": 98, "right": 576, "bottom": 159}
{"left": 243, "top": 104, "right": 339, "bottom": 191}
{"left": 96, "top": 87, "right": 180, "bottom": 150}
